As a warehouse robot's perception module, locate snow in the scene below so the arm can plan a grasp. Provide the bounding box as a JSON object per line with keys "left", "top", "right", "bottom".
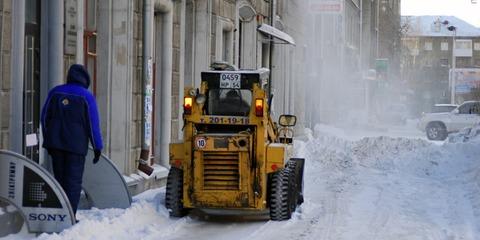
{"left": 3, "top": 124, "right": 480, "bottom": 239}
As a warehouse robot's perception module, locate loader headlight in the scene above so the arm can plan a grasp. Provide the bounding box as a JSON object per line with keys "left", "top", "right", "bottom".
{"left": 184, "top": 97, "right": 193, "bottom": 114}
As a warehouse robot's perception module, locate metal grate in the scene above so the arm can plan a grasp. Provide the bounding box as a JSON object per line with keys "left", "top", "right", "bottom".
{"left": 203, "top": 151, "right": 240, "bottom": 190}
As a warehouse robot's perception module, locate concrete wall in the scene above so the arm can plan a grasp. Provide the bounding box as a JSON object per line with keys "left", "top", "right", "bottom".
{"left": 97, "top": 0, "right": 136, "bottom": 174}
{"left": 0, "top": 0, "right": 12, "bottom": 149}
{"left": 274, "top": 0, "right": 307, "bottom": 130}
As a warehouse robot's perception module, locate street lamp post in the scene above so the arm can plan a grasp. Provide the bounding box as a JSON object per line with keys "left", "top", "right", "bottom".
{"left": 448, "top": 25, "right": 457, "bottom": 104}
{"left": 442, "top": 21, "right": 457, "bottom": 104}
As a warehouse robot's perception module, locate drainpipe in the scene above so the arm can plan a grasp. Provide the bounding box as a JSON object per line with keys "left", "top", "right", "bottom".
{"left": 39, "top": 0, "right": 64, "bottom": 169}
{"left": 154, "top": 0, "right": 173, "bottom": 167}
{"left": 76, "top": 0, "right": 85, "bottom": 64}
{"left": 268, "top": 0, "right": 276, "bottom": 97}
{"left": 178, "top": 0, "right": 186, "bottom": 141}
{"left": 139, "top": 0, "right": 155, "bottom": 175}
{"left": 10, "top": 0, "right": 25, "bottom": 153}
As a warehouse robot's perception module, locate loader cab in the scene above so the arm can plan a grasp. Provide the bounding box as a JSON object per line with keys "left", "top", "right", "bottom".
{"left": 199, "top": 68, "right": 270, "bottom": 116}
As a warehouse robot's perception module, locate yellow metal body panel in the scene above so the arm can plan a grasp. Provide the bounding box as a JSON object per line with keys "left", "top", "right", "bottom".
{"left": 169, "top": 143, "right": 184, "bottom": 168}
{"left": 265, "top": 144, "right": 286, "bottom": 174}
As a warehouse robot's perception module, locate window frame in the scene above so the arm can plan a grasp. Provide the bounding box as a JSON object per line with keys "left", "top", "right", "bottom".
{"left": 84, "top": 0, "right": 97, "bottom": 95}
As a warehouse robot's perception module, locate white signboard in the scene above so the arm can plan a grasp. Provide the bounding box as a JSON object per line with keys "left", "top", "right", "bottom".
{"left": 309, "top": 0, "right": 344, "bottom": 14}
{"left": 451, "top": 69, "right": 480, "bottom": 93}
{"left": 25, "top": 134, "right": 38, "bottom": 147}
{"left": 64, "top": 0, "right": 78, "bottom": 55}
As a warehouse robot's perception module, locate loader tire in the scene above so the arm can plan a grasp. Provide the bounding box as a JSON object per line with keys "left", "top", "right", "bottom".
{"left": 269, "top": 168, "right": 295, "bottom": 221}
{"left": 287, "top": 158, "right": 305, "bottom": 205}
{"left": 165, "top": 167, "right": 187, "bottom": 217}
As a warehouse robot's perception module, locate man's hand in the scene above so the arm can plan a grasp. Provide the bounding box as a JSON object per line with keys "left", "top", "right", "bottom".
{"left": 93, "top": 150, "right": 101, "bottom": 164}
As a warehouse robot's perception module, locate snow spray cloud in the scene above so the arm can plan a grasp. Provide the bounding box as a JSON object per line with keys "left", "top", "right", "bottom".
{"left": 303, "top": 0, "right": 409, "bottom": 128}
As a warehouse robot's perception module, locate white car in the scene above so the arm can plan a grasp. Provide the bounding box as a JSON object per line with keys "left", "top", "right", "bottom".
{"left": 418, "top": 101, "right": 480, "bottom": 140}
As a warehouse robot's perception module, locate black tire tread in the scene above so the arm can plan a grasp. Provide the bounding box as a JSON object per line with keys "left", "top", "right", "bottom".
{"left": 269, "top": 168, "right": 294, "bottom": 221}
{"left": 287, "top": 158, "right": 305, "bottom": 205}
{"left": 165, "top": 167, "right": 187, "bottom": 217}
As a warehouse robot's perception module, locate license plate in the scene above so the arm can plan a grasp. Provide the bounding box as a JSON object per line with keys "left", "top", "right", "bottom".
{"left": 220, "top": 73, "right": 241, "bottom": 89}
{"left": 200, "top": 116, "right": 250, "bottom": 125}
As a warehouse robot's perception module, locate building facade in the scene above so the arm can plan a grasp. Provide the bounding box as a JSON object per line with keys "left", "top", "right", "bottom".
{"left": 402, "top": 16, "right": 480, "bottom": 112}
{"left": 0, "top": 0, "right": 308, "bottom": 188}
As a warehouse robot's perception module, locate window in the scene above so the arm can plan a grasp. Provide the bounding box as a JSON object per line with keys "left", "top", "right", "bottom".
{"left": 84, "top": 0, "right": 97, "bottom": 94}
{"left": 455, "top": 39, "right": 473, "bottom": 57}
{"left": 223, "top": 30, "right": 229, "bottom": 61}
{"left": 432, "top": 105, "right": 457, "bottom": 113}
{"left": 456, "top": 57, "right": 471, "bottom": 68}
{"left": 462, "top": 103, "right": 480, "bottom": 114}
{"left": 474, "top": 42, "right": 480, "bottom": 51}
{"left": 86, "top": 0, "right": 97, "bottom": 30}
{"left": 458, "top": 102, "right": 477, "bottom": 114}
{"left": 456, "top": 40, "right": 472, "bottom": 50}
{"left": 475, "top": 58, "right": 480, "bottom": 67}
{"left": 439, "top": 58, "right": 448, "bottom": 67}
{"left": 207, "top": 89, "right": 252, "bottom": 116}
{"left": 473, "top": 103, "right": 480, "bottom": 114}
{"left": 441, "top": 42, "right": 449, "bottom": 51}
{"left": 424, "top": 42, "right": 433, "bottom": 51}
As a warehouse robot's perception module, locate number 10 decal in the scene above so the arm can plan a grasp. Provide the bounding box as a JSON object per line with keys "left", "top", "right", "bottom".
{"left": 196, "top": 137, "right": 207, "bottom": 149}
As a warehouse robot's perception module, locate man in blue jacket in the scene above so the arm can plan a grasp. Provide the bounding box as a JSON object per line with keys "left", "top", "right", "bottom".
{"left": 41, "top": 64, "right": 103, "bottom": 216}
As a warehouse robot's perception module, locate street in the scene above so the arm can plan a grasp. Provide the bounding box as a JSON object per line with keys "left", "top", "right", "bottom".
{"left": 3, "top": 123, "right": 477, "bottom": 240}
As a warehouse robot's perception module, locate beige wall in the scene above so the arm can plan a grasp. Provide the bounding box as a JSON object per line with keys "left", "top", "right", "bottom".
{"left": 0, "top": 0, "right": 12, "bottom": 150}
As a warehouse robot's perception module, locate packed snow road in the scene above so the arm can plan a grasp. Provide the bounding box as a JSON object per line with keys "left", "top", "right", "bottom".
{"left": 5, "top": 124, "right": 480, "bottom": 240}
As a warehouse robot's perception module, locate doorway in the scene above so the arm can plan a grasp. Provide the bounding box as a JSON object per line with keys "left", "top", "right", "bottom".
{"left": 23, "top": 0, "right": 41, "bottom": 162}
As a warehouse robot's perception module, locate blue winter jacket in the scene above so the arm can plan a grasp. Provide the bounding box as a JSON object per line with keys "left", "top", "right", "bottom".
{"left": 41, "top": 64, "right": 103, "bottom": 156}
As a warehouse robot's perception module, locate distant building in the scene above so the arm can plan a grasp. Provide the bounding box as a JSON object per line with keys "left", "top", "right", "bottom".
{"left": 401, "top": 16, "right": 480, "bottom": 111}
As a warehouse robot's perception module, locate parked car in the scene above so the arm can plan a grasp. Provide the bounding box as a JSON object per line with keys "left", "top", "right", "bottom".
{"left": 418, "top": 101, "right": 480, "bottom": 140}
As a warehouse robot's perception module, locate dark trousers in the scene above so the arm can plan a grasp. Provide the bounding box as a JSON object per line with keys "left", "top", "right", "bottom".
{"left": 48, "top": 149, "right": 86, "bottom": 215}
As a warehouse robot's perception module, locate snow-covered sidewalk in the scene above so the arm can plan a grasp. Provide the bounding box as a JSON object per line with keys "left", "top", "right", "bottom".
{"left": 4, "top": 124, "right": 480, "bottom": 240}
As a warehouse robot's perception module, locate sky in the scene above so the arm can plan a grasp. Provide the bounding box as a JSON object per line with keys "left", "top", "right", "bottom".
{"left": 401, "top": 0, "right": 480, "bottom": 27}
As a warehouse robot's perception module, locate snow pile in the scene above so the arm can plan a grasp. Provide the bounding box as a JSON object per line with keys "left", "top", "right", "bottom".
{"left": 292, "top": 125, "right": 480, "bottom": 239}
{"left": 35, "top": 190, "right": 182, "bottom": 240}
{"left": 448, "top": 123, "right": 480, "bottom": 143}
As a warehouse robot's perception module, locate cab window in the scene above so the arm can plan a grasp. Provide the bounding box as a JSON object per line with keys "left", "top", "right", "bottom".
{"left": 207, "top": 89, "right": 252, "bottom": 116}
